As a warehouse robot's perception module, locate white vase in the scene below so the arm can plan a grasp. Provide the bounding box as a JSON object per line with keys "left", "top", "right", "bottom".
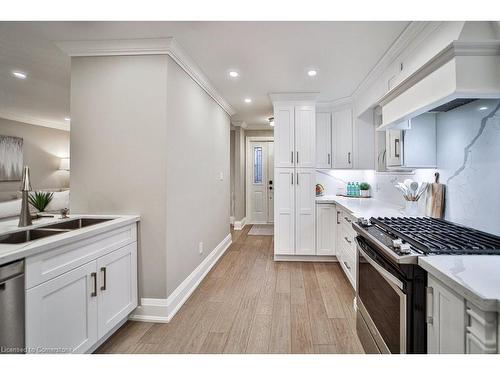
{"left": 405, "top": 201, "right": 419, "bottom": 216}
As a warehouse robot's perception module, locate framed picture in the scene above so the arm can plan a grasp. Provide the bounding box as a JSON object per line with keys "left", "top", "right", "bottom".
{"left": 0, "top": 135, "right": 24, "bottom": 181}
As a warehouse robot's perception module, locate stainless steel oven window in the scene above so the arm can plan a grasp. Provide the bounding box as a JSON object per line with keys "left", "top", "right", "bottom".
{"left": 357, "top": 246, "right": 407, "bottom": 354}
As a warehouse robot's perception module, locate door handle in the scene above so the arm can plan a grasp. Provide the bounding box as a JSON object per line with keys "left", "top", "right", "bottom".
{"left": 91, "top": 272, "right": 97, "bottom": 297}
{"left": 100, "top": 267, "right": 107, "bottom": 291}
{"left": 348, "top": 152, "right": 351, "bottom": 164}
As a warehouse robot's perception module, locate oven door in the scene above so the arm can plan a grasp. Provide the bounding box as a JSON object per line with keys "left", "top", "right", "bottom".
{"left": 356, "top": 238, "right": 407, "bottom": 354}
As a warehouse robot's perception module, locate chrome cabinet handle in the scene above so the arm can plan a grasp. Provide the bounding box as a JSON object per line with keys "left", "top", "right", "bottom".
{"left": 291, "top": 173, "right": 293, "bottom": 185}
{"left": 100, "top": 267, "right": 107, "bottom": 291}
{"left": 344, "top": 236, "right": 352, "bottom": 244}
{"left": 291, "top": 151, "right": 294, "bottom": 164}
{"left": 296, "top": 151, "right": 299, "bottom": 164}
{"left": 348, "top": 152, "right": 351, "bottom": 164}
{"left": 395, "top": 139, "right": 400, "bottom": 158}
{"left": 296, "top": 172, "right": 299, "bottom": 185}
{"left": 344, "top": 216, "right": 351, "bottom": 223}
{"left": 343, "top": 261, "right": 351, "bottom": 270}
{"left": 91, "top": 272, "right": 97, "bottom": 297}
{"left": 337, "top": 211, "right": 340, "bottom": 224}
{"left": 426, "top": 286, "right": 434, "bottom": 324}
{"left": 328, "top": 153, "right": 331, "bottom": 165}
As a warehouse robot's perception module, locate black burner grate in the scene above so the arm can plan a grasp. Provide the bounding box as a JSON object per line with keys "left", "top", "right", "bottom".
{"left": 370, "top": 217, "right": 500, "bottom": 255}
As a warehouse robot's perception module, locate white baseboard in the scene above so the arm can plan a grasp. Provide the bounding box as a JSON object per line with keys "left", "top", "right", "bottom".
{"left": 234, "top": 217, "right": 246, "bottom": 230}
{"left": 274, "top": 254, "right": 338, "bottom": 262}
{"left": 229, "top": 216, "right": 235, "bottom": 225}
{"left": 129, "top": 233, "right": 232, "bottom": 323}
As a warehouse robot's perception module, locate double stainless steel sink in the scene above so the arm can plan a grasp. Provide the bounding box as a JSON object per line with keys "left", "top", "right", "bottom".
{"left": 0, "top": 218, "right": 113, "bottom": 244}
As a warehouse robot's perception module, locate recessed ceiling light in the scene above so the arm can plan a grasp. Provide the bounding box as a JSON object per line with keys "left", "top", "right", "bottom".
{"left": 307, "top": 70, "right": 317, "bottom": 77}
{"left": 244, "top": 98, "right": 252, "bottom": 103}
{"left": 479, "top": 106, "right": 488, "bottom": 111}
{"left": 228, "top": 71, "right": 239, "bottom": 78}
{"left": 12, "top": 71, "right": 27, "bottom": 79}
{"left": 64, "top": 117, "right": 71, "bottom": 121}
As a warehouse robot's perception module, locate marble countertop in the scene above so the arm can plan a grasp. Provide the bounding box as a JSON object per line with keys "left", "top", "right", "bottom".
{"left": 0, "top": 214, "right": 140, "bottom": 265}
{"left": 316, "top": 195, "right": 404, "bottom": 219}
{"left": 419, "top": 256, "right": 500, "bottom": 312}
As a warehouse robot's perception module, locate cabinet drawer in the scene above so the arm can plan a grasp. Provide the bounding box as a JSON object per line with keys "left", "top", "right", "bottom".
{"left": 26, "top": 224, "right": 137, "bottom": 289}
{"left": 338, "top": 233, "right": 356, "bottom": 289}
{"left": 340, "top": 211, "right": 356, "bottom": 236}
{"left": 340, "top": 225, "right": 356, "bottom": 256}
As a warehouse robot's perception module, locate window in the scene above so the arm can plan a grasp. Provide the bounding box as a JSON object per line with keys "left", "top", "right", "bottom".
{"left": 253, "top": 146, "right": 263, "bottom": 184}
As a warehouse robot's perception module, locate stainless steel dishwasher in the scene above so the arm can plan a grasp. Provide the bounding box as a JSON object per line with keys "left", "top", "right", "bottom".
{"left": 0, "top": 259, "right": 25, "bottom": 354}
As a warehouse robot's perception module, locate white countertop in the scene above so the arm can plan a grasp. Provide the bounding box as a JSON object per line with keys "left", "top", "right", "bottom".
{"left": 419, "top": 256, "right": 500, "bottom": 312}
{"left": 316, "top": 195, "right": 404, "bottom": 219}
{"left": 0, "top": 214, "right": 140, "bottom": 265}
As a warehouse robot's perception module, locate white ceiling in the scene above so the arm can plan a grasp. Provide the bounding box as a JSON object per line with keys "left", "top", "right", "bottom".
{"left": 0, "top": 21, "right": 409, "bottom": 131}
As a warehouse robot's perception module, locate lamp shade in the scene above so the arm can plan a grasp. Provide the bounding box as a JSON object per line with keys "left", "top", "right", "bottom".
{"left": 59, "top": 157, "right": 70, "bottom": 171}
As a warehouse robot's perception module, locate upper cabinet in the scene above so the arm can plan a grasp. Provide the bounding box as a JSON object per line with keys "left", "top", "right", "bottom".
{"left": 274, "top": 103, "right": 315, "bottom": 169}
{"left": 332, "top": 108, "right": 353, "bottom": 169}
{"left": 316, "top": 112, "right": 332, "bottom": 169}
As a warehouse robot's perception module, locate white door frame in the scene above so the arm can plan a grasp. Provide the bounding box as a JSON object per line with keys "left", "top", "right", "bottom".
{"left": 245, "top": 136, "right": 274, "bottom": 225}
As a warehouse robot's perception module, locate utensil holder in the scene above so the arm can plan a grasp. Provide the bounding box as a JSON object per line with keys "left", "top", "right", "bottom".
{"left": 405, "top": 201, "right": 419, "bottom": 216}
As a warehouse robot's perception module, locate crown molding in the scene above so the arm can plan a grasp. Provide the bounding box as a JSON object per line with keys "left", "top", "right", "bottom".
{"left": 231, "top": 121, "right": 247, "bottom": 129}
{"left": 316, "top": 96, "right": 353, "bottom": 111}
{"left": 268, "top": 92, "right": 320, "bottom": 103}
{"left": 0, "top": 111, "right": 70, "bottom": 131}
{"left": 55, "top": 38, "right": 236, "bottom": 116}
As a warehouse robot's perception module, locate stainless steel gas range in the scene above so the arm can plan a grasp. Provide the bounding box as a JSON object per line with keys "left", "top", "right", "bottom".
{"left": 353, "top": 216, "right": 500, "bottom": 354}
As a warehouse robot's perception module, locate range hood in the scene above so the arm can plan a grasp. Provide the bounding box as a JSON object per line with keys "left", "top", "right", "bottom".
{"left": 377, "top": 40, "right": 500, "bottom": 131}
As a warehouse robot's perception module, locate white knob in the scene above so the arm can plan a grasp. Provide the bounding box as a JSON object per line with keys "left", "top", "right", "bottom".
{"left": 392, "top": 238, "right": 403, "bottom": 248}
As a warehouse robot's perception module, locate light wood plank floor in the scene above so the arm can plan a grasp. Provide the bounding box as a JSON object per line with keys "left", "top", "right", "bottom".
{"left": 96, "top": 225, "right": 364, "bottom": 354}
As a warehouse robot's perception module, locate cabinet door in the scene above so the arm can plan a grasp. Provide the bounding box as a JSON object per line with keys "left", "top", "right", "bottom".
{"left": 26, "top": 261, "right": 98, "bottom": 354}
{"left": 97, "top": 243, "right": 138, "bottom": 339}
{"left": 295, "top": 169, "right": 316, "bottom": 255}
{"left": 386, "top": 129, "right": 402, "bottom": 167}
{"left": 316, "top": 112, "right": 332, "bottom": 168}
{"left": 316, "top": 204, "right": 336, "bottom": 256}
{"left": 274, "top": 168, "right": 295, "bottom": 255}
{"left": 332, "top": 108, "right": 353, "bottom": 169}
{"left": 274, "top": 104, "right": 295, "bottom": 168}
{"left": 427, "top": 275, "right": 466, "bottom": 354}
{"left": 295, "top": 105, "right": 316, "bottom": 168}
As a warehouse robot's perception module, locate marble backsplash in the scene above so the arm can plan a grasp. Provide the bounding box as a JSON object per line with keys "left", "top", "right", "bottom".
{"left": 316, "top": 99, "right": 500, "bottom": 236}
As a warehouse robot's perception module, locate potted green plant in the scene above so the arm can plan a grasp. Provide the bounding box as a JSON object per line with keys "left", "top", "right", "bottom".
{"left": 359, "top": 182, "right": 371, "bottom": 198}
{"left": 28, "top": 191, "right": 54, "bottom": 212}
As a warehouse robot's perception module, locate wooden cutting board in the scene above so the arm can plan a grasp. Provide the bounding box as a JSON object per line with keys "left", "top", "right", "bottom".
{"left": 426, "top": 172, "right": 445, "bottom": 219}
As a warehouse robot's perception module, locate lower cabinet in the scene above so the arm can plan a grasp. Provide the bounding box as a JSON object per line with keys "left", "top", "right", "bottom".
{"left": 315, "top": 203, "right": 336, "bottom": 256}
{"left": 427, "top": 274, "right": 499, "bottom": 354}
{"left": 336, "top": 207, "right": 357, "bottom": 289}
{"left": 26, "top": 239, "right": 138, "bottom": 353}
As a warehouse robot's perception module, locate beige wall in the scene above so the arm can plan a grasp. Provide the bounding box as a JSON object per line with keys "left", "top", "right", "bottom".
{"left": 165, "top": 57, "right": 230, "bottom": 295}
{"left": 70, "top": 55, "right": 169, "bottom": 299}
{"left": 0, "top": 118, "right": 69, "bottom": 198}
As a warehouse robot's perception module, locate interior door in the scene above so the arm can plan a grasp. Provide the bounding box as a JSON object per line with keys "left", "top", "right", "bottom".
{"left": 249, "top": 142, "right": 269, "bottom": 224}
{"left": 268, "top": 142, "right": 274, "bottom": 223}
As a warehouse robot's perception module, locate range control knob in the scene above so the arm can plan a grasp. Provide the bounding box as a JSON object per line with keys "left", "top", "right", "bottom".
{"left": 399, "top": 243, "right": 411, "bottom": 254}
{"left": 392, "top": 238, "right": 403, "bottom": 248}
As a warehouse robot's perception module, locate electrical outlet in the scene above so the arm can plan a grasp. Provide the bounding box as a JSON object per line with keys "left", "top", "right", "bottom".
{"left": 198, "top": 242, "right": 204, "bottom": 254}
{"left": 219, "top": 172, "right": 224, "bottom": 181}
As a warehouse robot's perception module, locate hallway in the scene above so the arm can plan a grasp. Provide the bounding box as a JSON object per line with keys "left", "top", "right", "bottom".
{"left": 96, "top": 226, "right": 363, "bottom": 354}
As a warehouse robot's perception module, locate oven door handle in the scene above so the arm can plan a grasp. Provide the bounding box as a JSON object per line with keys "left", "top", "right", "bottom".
{"left": 357, "top": 242, "right": 404, "bottom": 291}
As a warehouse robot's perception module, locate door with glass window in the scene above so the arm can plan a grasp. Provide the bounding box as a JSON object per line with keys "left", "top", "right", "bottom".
{"left": 249, "top": 141, "right": 274, "bottom": 224}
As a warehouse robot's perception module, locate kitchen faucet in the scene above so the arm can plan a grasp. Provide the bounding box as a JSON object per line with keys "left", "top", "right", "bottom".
{"left": 18, "top": 166, "right": 33, "bottom": 227}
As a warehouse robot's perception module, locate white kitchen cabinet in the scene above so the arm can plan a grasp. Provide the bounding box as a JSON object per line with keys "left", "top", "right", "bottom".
{"left": 316, "top": 112, "right": 332, "bottom": 169}
{"left": 26, "top": 261, "right": 99, "bottom": 354}
{"left": 316, "top": 203, "right": 336, "bottom": 256}
{"left": 332, "top": 108, "right": 353, "bottom": 169}
{"left": 274, "top": 168, "right": 295, "bottom": 255}
{"left": 295, "top": 169, "right": 316, "bottom": 255}
{"left": 97, "top": 243, "right": 138, "bottom": 338}
{"left": 25, "top": 223, "right": 138, "bottom": 354}
{"left": 336, "top": 207, "right": 357, "bottom": 289}
{"left": 274, "top": 104, "right": 295, "bottom": 168}
{"left": 427, "top": 275, "right": 466, "bottom": 354}
{"left": 295, "top": 106, "right": 316, "bottom": 168}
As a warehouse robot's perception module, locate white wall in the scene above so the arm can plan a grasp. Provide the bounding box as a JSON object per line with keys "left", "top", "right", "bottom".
{"left": 165, "top": 56, "right": 230, "bottom": 295}
{"left": 0, "top": 118, "right": 69, "bottom": 199}
{"left": 70, "top": 55, "right": 169, "bottom": 299}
